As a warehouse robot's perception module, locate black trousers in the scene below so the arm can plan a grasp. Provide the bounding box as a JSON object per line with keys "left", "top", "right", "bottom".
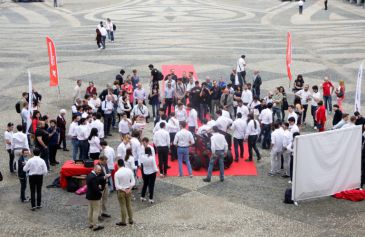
{"left": 248, "top": 135, "right": 260, "bottom": 161}
{"left": 302, "top": 104, "right": 308, "bottom": 123}
{"left": 240, "top": 71, "right": 246, "bottom": 84}
{"left": 58, "top": 131, "right": 67, "bottom": 149}
{"left": 19, "top": 177, "right": 27, "bottom": 201}
{"left": 29, "top": 175, "right": 43, "bottom": 208}
{"left": 324, "top": 0, "right": 328, "bottom": 10}
{"left": 104, "top": 114, "right": 112, "bottom": 135}
{"left": 170, "top": 133, "right": 177, "bottom": 161}
{"left": 40, "top": 147, "right": 50, "bottom": 171}
{"left": 164, "top": 98, "right": 174, "bottom": 115}
{"left": 48, "top": 144, "right": 58, "bottom": 164}
{"left": 157, "top": 146, "right": 169, "bottom": 175}
{"left": 7, "top": 149, "right": 15, "bottom": 173}
{"left": 141, "top": 172, "right": 157, "bottom": 200}
{"left": 89, "top": 152, "right": 100, "bottom": 160}
{"left": 233, "top": 138, "right": 244, "bottom": 160}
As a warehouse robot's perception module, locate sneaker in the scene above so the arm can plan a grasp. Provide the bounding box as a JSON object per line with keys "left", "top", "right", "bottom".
{"left": 190, "top": 175, "right": 193, "bottom": 178}
{"left": 98, "top": 48, "right": 102, "bottom": 50}
{"left": 36, "top": 205, "right": 42, "bottom": 209}
{"left": 129, "top": 221, "right": 134, "bottom": 225}
{"left": 281, "top": 174, "right": 290, "bottom": 178}
{"left": 140, "top": 197, "right": 146, "bottom": 202}
{"left": 101, "top": 213, "right": 111, "bottom": 218}
{"left": 220, "top": 179, "right": 224, "bottom": 182}
{"left": 149, "top": 199, "right": 154, "bottom": 204}
{"left": 88, "top": 225, "right": 93, "bottom": 229}
{"left": 313, "top": 126, "right": 317, "bottom": 130}
{"left": 92, "top": 226, "right": 104, "bottom": 231}
{"left": 116, "top": 222, "right": 127, "bottom": 226}
{"left": 202, "top": 178, "right": 211, "bottom": 182}
{"left": 268, "top": 172, "right": 275, "bottom": 177}
{"left": 31, "top": 207, "right": 36, "bottom": 211}
{"left": 159, "top": 173, "right": 165, "bottom": 178}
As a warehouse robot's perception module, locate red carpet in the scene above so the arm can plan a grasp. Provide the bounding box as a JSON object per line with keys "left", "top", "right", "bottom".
{"left": 156, "top": 64, "right": 257, "bottom": 177}
{"left": 152, "top": 143, "right": 257, "bottom": 177}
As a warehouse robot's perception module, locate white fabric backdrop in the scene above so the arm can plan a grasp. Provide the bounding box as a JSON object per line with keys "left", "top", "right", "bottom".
{"left": 292, "top": 126, "right": 362, "bottom": 202}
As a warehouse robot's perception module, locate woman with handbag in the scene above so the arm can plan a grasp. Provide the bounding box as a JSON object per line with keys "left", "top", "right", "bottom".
{"left": 335, "top": 80, "right": 345, "bottom": 112}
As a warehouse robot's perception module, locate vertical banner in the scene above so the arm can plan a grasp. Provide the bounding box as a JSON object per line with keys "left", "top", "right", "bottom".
{"left": 286, "top": 32, "right": 293, "bottom": 81}
{"left": 46, "top": 36, "right": 59, "bottom": 87}
{"left": 26, "top": 70, "right": 33, "bottom": 134}
{"left": 354, "top": 62, "right": 363, "bottom": 113}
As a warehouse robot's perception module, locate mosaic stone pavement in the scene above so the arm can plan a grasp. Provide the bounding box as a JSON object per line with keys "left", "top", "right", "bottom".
{"left": 0, "top": 0, "right": 364, "bottom": 236}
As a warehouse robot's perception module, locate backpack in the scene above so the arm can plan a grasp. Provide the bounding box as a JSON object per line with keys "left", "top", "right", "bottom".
{"left": 113, "top": 24, "right": 116, "bottom": 31}
{"left": 155, "top": 70, "right": 164, "bottom": 81}
{"left": 15, "top": 101, "right": 21, "bottom": 113}
{"left": 283, "top": 188, "right": 294, "bottom": 204}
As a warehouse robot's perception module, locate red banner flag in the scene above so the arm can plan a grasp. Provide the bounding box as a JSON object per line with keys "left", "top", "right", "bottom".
{"left": 286, "top": 32, "right": 293, "bottom": 81}
{"left": 46, "top": 36, "right": 59, "bottom": 87}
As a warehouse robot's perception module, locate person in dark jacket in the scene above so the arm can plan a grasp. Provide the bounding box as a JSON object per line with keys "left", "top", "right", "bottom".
{"left": 18, "top": 149, "right": 30, "bottom": 202}
{"left": 86, "top": 165, "right": 104, "bottom": 231}
{"left": 57, "top": 109, "right": 68, "bottom": 151}
{"left": 47, "top": 120, "right": 60, "bottom": 166}
{"left": 332, "top": 104, "right": 342, "bottom": 126}
{"left": 252, "top": 70, "right": 262, "bottom": 98}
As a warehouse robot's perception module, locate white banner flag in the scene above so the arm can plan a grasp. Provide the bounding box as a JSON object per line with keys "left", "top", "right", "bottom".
{"left": 26, "top": 70, "right": 33, "bottom": 134}
{"left": 354, "top": 62, "right": 363, "bottom": 113}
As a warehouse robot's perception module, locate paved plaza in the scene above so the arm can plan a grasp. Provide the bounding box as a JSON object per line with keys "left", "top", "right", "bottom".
{"left": 0, "top": 0, "right": 364, "bottom": 236}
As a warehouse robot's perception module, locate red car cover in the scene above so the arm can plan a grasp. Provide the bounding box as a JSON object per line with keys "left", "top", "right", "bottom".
{"left": 333, "top": 189, "right": 365, "bottom": 202}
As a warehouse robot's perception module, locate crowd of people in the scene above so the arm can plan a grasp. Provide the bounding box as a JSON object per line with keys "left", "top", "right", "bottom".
{"left": 3, "top": 54, "right": 365, "bottom": 231}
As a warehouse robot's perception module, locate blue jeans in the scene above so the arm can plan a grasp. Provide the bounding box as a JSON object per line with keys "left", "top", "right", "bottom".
{"left": 107, "top": 30, "right": 114, "bottom": 41}
{"left": 261, "top": 124, "right": 271, "bottom": 149}
{"left": 272, "top": 107, "right": 282, "bottom": 121}
{"left": 71, "top": 138, "right": 79, "bottom": 161}
{"left": 207, "top": 150, "right": 225, "bottom": 181}
{"left": 151, "top": 102, "right": 160, "bottom": 118}
{"left": 177, "top": 147, "right": 192, "bottom": 176}
{"left": 323, "top": 95, "right": 332, "bottom": 112}
{"left": 108, "top": 169, "right": 114, "bottom": 191}
{"left": 78, "top": 140, "right": 89, "bottom": 160}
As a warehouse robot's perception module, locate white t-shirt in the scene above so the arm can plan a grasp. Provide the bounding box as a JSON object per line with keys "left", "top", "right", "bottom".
{"left": 4, "top": 131, "right": 13, "bottom": 150}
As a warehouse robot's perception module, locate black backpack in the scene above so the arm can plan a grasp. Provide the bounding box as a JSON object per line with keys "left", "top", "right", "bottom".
{"left": 15, "top": 101, "right": 21, "bottom": 113}
{"left": 283, "top": 188, "right": 294, "bottom": 204}
{"left": 155, "top": 70, "right": 164, "bottom": 81}
{"left": 113, "top": 24, "right": 116, "bottom": 31}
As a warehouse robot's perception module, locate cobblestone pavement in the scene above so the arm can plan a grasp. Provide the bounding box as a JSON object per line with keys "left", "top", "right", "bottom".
{"left": 0, "top": 0, "right": 364, "bottom": 236}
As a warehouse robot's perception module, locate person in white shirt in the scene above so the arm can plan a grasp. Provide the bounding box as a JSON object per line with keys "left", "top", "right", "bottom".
{"left": 236, "top": 99, "right": 249, "bottom": 120}
{"left": 118, "top": 113, "right": 132, "bottom": 136}
{"left": 197, "top": 118, "right": 212, "bottom": 136}
{"left": 88, "top": 128, "right": 102, "bottom": 160}
{"left": 77, "top": 118, "right": 90, "bottom": 160}
{"left": 116, "top": 135, "right": 130, "bottom": 160}
{"left": 153, "top": 122, "right": 170, "bottom": 177}
{"left": 176, "top": 103, "right": 187, "bottom": 122}
{"left": 288, "top": 117, "right": 300, "bottom": 134}
{"left": 102, "top": 95, "right": 114, "bottom": 136}
{"left": 153, "top": 114, "right": 168, "bottom": 134}
{"left": 287, "top": 105, "right": 298, "bottom": 125}
{"left": 311, "top": 85, "right": 321, "bottom": 129}
{"left": 100, "top": 140, "right": 116, "bottom": 192}
{"left": 298, "top": 0, "right": 304, "bottom": 14}
{"left": 68, "top": 115, "right": 80, "bottom": 161}
{"left": 168, "top": 112, "right": 180, "bottom": 161}
{"left": 23, "top": 148, "right": 48, "bottom": 210}
{"left": 341, "top": 116, "right": 357, "bottom": 129}
{"left": 295, "top": 84, "right": 311, "bottom": 125}
{"left": 231, "top": 113, "right": 247, "bottom": 162}
{"left": 99, "top": 23, "right": 107, "bottom": 49}
{"left": 245, "top": 114, "right": 261, "bottom": 161}
{"left": 105, "top": 18, "right": 114, "bottom": 42}
{"left": 131, "top": 99, "right": 149, "bottom": 121}
{"left": 203, "top": 126, "right": 228, "bottom": 182}
{"left": 215, "top": 110, "right": 233, "bottom": 132}
{"left": 73, "top": 80, "right": 82, "bottom": 103}
{"left": 90, "top": 113, "right": 104, "bottom": 139}
{"left": 222, "top": 108, "right": 231, "bottom": 119}
{"left": 5, "top": 122, "right": 14, "bottom": 173}
{"left": 259, "top": 103, "right": 273, "bottom": 149}
{"left": 269, "top": 123, "right": 284, "bottom": 176}
{"left": 130, "top": 130, "right": 142, "bottom": 174}
{"left": 164, "top": 82, "right": 175, "bottom": 115}
{"left": 114, "top": 159, "right": 135, "bottom": 226}
{"left": 241, "top": 84, "right": 253, "bottom": 105}
{"left": 12, "top": 124, "right": 30, "bottom": 171}
{"left": 187, "top": 104, "right": 198, "bottom": 134}
{"left": 282, "top": 123, "right": 293, "bottom": 178}
{"left": 173, "top": 121, "right": 194, "bottom": 177}
{"left": 124, "top": 148, "right": 137, "bottom": 173}
{"left": 236, "top": 55, "right": 247, "bottom": 85}
{"left": 139, "top": 147, "right": 158, "bottom": 203}
{"left": 89, "top": 94, "right": 101, "bottom": 113}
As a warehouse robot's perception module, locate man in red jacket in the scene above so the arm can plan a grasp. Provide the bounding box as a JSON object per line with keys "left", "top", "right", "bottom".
{"left": 316, "top": 100, "right": 326, "bottom": 132}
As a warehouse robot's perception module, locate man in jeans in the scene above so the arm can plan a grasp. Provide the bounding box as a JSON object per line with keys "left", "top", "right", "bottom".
{"left": 173, "top": 121, "right": 194, "bottom": 177}
{"left": 321, "top": 76, "right": 334, "bottom": 114}
{"left": 203, "top": 126, "right": 228, "bottom": 182}
{"left": 272, "top": 88, "right": 283, "bottom": 121}
{"left": 259, "top": 103, "right": 273, "bottom": 149}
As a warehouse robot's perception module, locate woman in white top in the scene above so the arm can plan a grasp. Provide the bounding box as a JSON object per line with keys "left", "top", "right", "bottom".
{"left": 140, "top": 147, "right": 158, "bottom": 203}
{"left": 249, "top": 96, "right": 261, "bottom": 119}
{"left": 311, "top": 85, "right": 321, "bottom": 129}
{"left": 245, "top": 113, "right": 261, "bottom": 162}
{"left": 124, "top": 148, "right": 137, "bottom": 172}
{"left": 88, "top": 128, "right": 102, "bottom": 160}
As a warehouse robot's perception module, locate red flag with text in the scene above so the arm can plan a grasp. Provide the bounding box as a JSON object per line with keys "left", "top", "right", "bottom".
{"left": 46, "top": 36, "right": 59, "bottom": 87}
{"left": 286, "top": 32, "right": 293, "bottom": 81}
